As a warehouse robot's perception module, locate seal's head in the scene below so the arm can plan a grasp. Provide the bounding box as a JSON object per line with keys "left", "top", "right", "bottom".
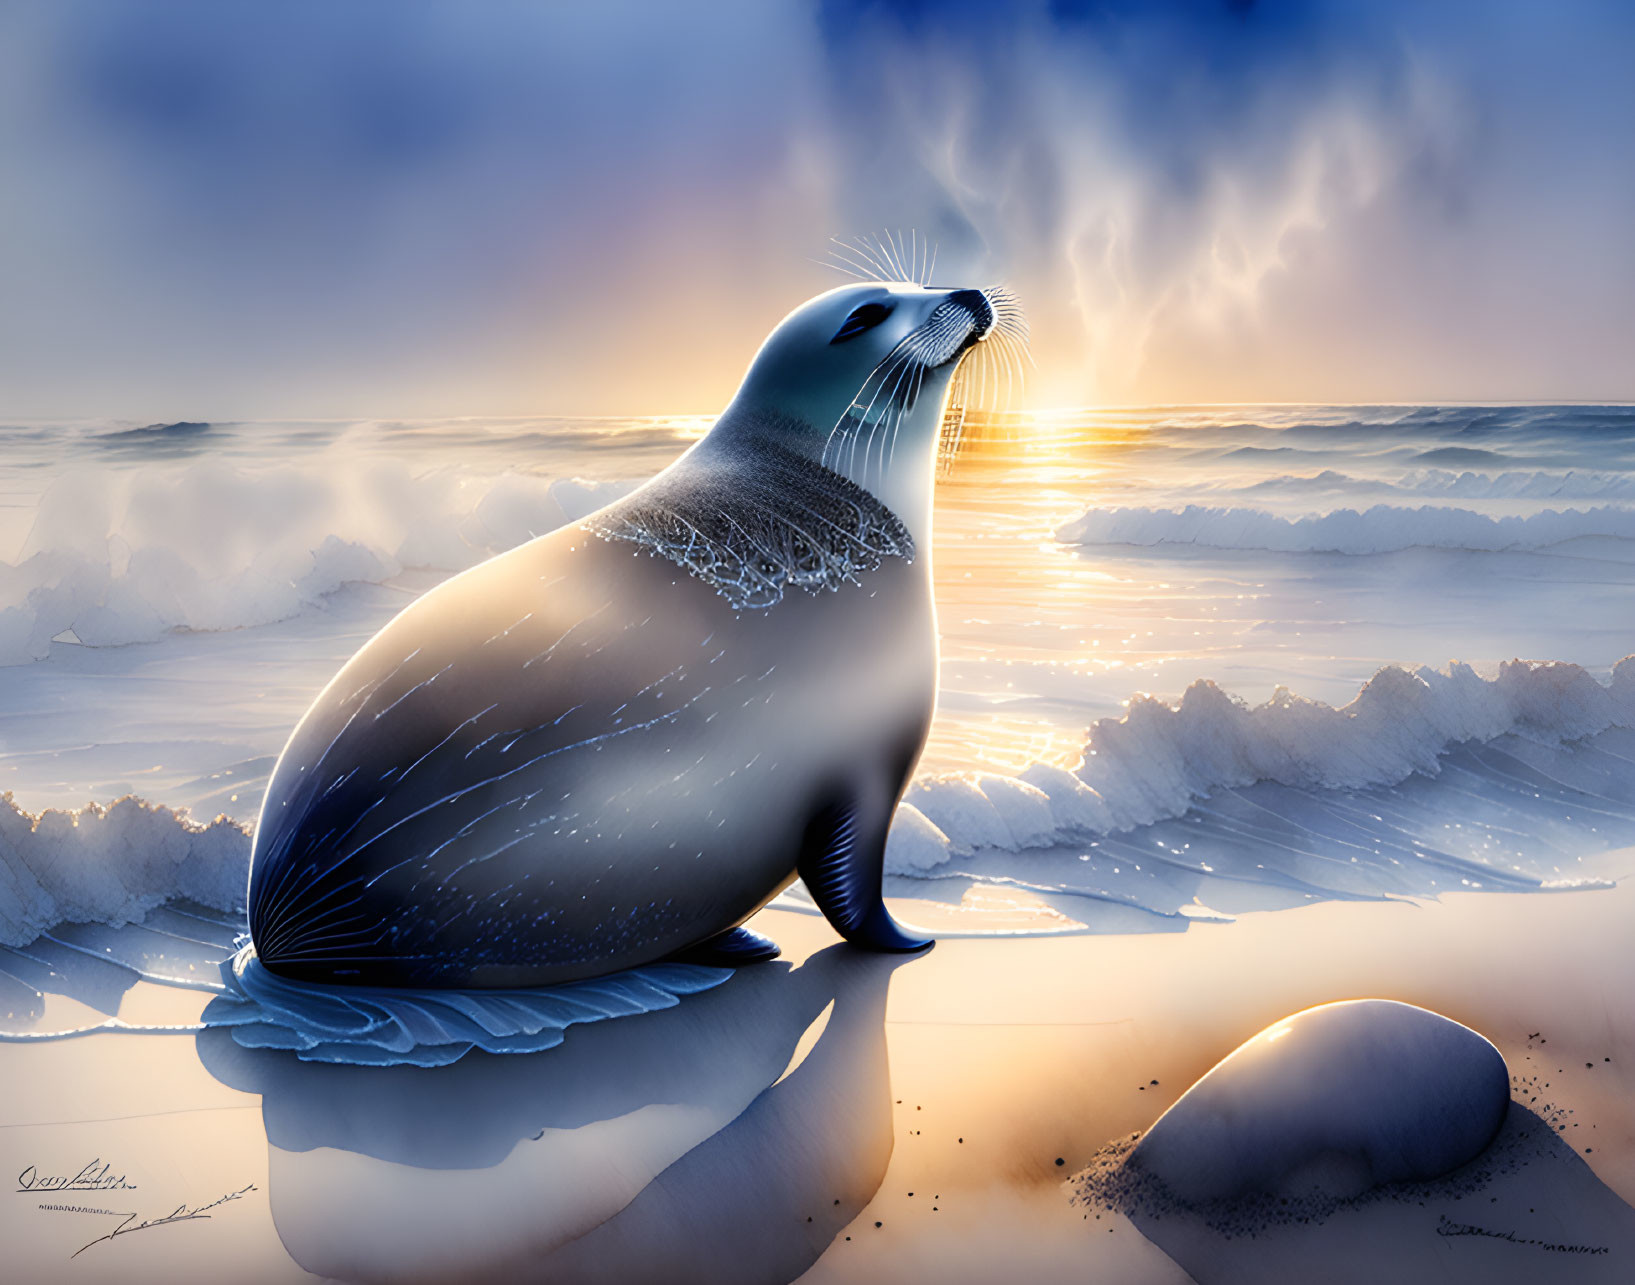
{"left": 708, "top": 282, "right": 1016, "bottom": 539}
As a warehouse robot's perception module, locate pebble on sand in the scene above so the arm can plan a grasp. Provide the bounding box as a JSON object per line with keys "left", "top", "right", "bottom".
{"left": 1129, "top": 999, "right": 1510, "bottom": 1203}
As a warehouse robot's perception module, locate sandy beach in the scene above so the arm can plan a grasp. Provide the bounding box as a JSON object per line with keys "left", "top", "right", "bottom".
{"left": 3, "top": 863, "right": 1632, "bottom": 1283}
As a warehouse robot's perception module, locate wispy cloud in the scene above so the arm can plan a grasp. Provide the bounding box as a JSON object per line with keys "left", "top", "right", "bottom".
{"left": 1, "top": 0, "right": 1631, "bottom": 417}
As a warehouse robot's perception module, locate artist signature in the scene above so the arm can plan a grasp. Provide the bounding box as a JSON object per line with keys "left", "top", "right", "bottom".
{"left": 16, "top": 1160, "right": 136, "bottom": 1193}
{"left": 69, "top": 1184, "right": 258, "bottom": 1258}
{"left": 1436, "top": 1213, "right": 1610, "bottom": 1256}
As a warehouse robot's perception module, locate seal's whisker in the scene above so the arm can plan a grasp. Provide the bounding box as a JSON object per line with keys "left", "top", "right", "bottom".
{"left": 940, "top": 358, "right": 973, "bottom": 466}
{"left": 983, "top": 286, "right": 1034, "bottom": 381}
{"left": 879, "top": 385, "right": 905, "bottom": 482}
{"left": 865, "top": 349, "right": 920, "bottom": 479}
{"left": 879, "top": 230, "right": 902, "bottom": 281}
{"left": 873, "top": 312, "right": 949, "bottom": 480}
{"left": 828, "top": 237, "right": 881, "bottom": 282}
{"left": 999, "top": 314, "right": 1031, "bottom": 351}
{"left": 872, "top": 350, "right": 920, "bottom": 481}
{"left": 869, "top": 359, "right": 909, "bottom": 480}
{"left": 986, "top": 335, "right": 1009, "bottom": 417}
{"left": 826, "top": 330, "right": 918, "bottom": 464}
{"left": 1004, "top": 330, "right": 1033, "bottom": 391}
{"left": 870, "top": 230, "right": 890, "bottom": 281}
{"left": 886, "top": 361, "right": 927, "bottom": 476}
{"left": 880, "top": 383, "right": 901, "bottom": 479}
{"left": 948, "top": 355, "right": 967, "bottom": 410}
{"left": 996, "top": 324, "right": 1035, "bottom": 380}
{"left": 812, "top": 254, "right": 868, "bottom": 281}
{"left": 1005, "top": 332, "right": 1037, "bottom": 373}
{"left": 987, "top": 305, "right": 1026, "bottom": 349}
{"left": 856, "top": 232, "right": 895, "bottom": 281}
{"left": 830, "top": 237, "right": 889, "bottom": 282}
{"left": 884, "top": 229, "right": 912, "bottom": 282}
{"left": 854, "top": 232, "right": 885, "bottom": 282}
{"left": 853, "top": 234, "right": 894, "bottom": 276}
{"left": 909, "top": 361, "right": 928, "bottom": 461}
{"left": 851, "top": 338, "right": 916, "bottom": 420}
{"left": 842, "top": 346, "right": 916, "bottom": 476}
{"left": 851, "top": 234, "right": 893, "bottom": 282}
{"left": 1004, "top": 334, "right": 1021, "bottom": 414}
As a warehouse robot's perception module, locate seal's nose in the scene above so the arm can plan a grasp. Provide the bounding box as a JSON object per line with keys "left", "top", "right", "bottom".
{"left": 948, "top": 288, "right": 995, "bottom": 338}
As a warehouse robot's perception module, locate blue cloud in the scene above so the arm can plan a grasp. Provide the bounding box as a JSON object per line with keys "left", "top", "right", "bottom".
{"left": 0, "top": 0, "right": 1631, "bottom": 415}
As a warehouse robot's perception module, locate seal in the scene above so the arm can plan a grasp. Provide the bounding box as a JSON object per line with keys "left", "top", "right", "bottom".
{"left": 247, "top": 280, "right": 1008, "bottom": 987}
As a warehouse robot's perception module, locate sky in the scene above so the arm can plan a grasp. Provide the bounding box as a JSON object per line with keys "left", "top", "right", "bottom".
{"left": 1, "top": 0, "right": 1632, "bottom": 420}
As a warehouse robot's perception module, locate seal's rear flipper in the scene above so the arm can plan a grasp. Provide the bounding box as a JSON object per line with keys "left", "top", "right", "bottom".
{"left": 799, "top": 800, "right": 933, "bottom": 954}
{"left": 671, "top": 925, "right": 782, "bottom": 966}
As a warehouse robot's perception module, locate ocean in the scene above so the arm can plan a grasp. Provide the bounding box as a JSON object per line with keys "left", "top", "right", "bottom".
{"left": 3, "top": 404, "right": 1634, "bottom": 947}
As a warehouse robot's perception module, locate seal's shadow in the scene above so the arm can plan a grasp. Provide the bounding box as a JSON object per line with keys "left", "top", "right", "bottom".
{"left": 197, "top": 943, "right": 916, "bottom": 1284}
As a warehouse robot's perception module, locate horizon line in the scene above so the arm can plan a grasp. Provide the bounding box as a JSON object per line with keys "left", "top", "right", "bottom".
{"left": 8, "top": 397, "right": 1635, "bottom": 428}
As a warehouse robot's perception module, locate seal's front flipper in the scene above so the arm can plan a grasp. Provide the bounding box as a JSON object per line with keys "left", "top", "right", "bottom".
{"left": 798, "top": 800, "right": 933, "bottom": 954}
{"left": 671, "top": 925, "right": 782, "bottom": 966}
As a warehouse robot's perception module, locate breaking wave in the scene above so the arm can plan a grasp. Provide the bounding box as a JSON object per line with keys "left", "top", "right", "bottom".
{"left": 1056, "top": 503, "right": 1635, "bottom": 556}
{"left": 886, "top": 657, "right": 1635, "bottom": 886}
{"left": 0, "top": 459, "right": 634, "bottom": 666}
{"left": 3, "top": 660, "right": 1632, "bottom": 949}
{"left": 0, "top": 793, "right": 248, "bottom": 947}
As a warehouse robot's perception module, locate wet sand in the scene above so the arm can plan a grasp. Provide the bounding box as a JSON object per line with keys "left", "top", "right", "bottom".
{"left": 3, "top": 864, "right": 1634, "bottom": 1283}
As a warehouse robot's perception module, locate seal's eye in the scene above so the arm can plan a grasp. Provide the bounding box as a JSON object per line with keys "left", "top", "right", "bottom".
{"left": 830, "top": 301, "right": 895, "bottom": 344}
